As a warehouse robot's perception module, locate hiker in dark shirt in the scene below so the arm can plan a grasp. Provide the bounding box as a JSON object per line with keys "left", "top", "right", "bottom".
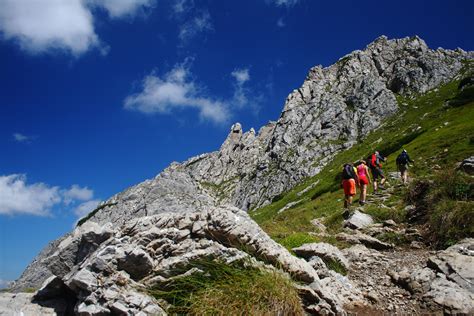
{"left": 369, "top": 151, "right": 387, "bottom": 193}
{"left": 396, "top": 149, "right": 414, "bottom": 184}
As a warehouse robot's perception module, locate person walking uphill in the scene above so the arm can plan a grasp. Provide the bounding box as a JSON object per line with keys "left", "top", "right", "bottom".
{"left": 342, "top": 163, "right": 359, "bottom": 209}
{"left": 369, "top": 150, "right": 387, "bottom": 193}
{"left": 396, "top": 149, "right": 414, "bottom": 184}
{"left": 356, "top": 160, "right": 371, "bottom": 205}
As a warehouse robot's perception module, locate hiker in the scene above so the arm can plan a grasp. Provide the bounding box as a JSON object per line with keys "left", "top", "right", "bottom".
{"left": 369, "top": 150, "right": 387, "bottom": 193}
{"left": 356, "top": 160, "right": 371, "bottom": 205}
{"left": 396, "top": 149, "right": 414, "bottom": 184}
{"left": 341, "top": 163, "right": 359, "bottom": 208}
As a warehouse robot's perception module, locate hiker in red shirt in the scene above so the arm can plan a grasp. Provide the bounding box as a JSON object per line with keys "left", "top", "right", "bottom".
{"left": 369, "top": 151, "right": 387, "bottom": 193}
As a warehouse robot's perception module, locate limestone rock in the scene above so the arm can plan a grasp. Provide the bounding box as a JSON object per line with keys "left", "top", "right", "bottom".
{"left": 389, "top": 239, "right": 474, "bottom": 314}
{"left": 25, "top": 207, "right": 340, "bottom": 314}
{"left": 343, "top": 210, "right": 374, "bottom": 230}
{"left": 0, "top": 292, "right": 64, "bottom": 316}
{"left": 336, "top": 232, "right": 394, "bottom": 250}
{"left": 293, "top": 242, "right": 350, "bottom": 271}
{"left": 458, "top": 156, "right": 474, "bottom": 175}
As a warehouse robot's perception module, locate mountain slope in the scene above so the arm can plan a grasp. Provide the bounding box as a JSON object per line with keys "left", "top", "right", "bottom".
{"left": 8, "top": 36, "right": 473, "bottom": 315}
{"left": 250, "top": 66, "right": 474, "bottom": 248}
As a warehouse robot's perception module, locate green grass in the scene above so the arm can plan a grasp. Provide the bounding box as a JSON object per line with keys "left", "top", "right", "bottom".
{"left": 377, "top": 232, "right": 410, "bottom": 246}
{"left": 408, "top": 169, "right": 474, "bottom": 248}
{"left": 149, "top": 259, "right": 304, "bottom": 315}
{"left": 250, "top": 72, "right": 474, "bottom": 247}
{"left": 324, "top": 258, "right": 348, "bottom": 275}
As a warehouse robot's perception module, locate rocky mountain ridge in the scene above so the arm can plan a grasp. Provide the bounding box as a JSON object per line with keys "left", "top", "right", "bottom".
{"left": 7, "top": 36, "right": 473, "bottom": 315}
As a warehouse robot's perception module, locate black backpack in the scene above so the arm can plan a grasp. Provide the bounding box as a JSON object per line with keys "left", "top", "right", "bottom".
{"left": 342, "top": 164, "right": 355, "bottom": 180}
{"left": 397, "top": 152, "right": 409, "bottom": 165}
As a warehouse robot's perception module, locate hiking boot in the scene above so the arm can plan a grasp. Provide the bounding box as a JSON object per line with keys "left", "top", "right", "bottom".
{"left": 379, "top": 185, "right": 386, "bottom": 190}
{"left": 343, "top": 209, "right": 351, "bottom": 219}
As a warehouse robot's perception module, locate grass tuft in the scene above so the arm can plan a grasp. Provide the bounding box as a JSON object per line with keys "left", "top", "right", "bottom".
{"left": 149, "top": 259, "right": 304, "bottom": 315}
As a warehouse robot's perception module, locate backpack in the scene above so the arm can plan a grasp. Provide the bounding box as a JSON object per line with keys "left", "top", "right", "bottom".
{"left": 370, "top": 154, "right": 377, "bottom": 168}
{"left": 397, "top": 152, "right": 409, "bottom": 165}
{"left": 342, "top": 164, "right": 356, "bottom": 180}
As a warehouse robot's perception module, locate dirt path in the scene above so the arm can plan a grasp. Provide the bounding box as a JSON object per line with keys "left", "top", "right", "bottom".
{"left": 346, "top": 246, "right": 441, "bottom": 315}
{"left": 344, "top": 183, "right": 445, "bottom": 314}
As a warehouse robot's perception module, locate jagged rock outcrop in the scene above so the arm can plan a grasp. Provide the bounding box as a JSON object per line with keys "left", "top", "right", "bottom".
{"left": 7, "top": 206, "right": 343, "bottom": 315}
{"left": 9, "top": 36, "right": 473, "bottom": 314}
{"left": 183, "top": 35, "right": 472, "bottom": 211}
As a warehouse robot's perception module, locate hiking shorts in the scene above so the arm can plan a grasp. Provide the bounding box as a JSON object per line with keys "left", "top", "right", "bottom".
{"left": 399, "top": 164, "right": 408, "bottom": 173}
{"left": 359, "top": 176, "right": 369, "bottom": 186}
{"left": 342, "top": 179, "right": 356, "bottom": 196}
{"left": 371, "top": 167, "right": 385, "bottom": 180}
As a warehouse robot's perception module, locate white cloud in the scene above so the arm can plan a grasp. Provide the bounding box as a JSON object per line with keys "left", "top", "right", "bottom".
{"left": 267, "top": 0, "right": 299, "bottom": 7}
{"left": 178, "top": 10, "right": 213, "bottom": 44}
{"left": 231, "top": 68, "right": 250, "bottom": 85}
{"left": 0, "top": 0, "right": 99, "bottom": 55}
{"left": 277, "top": 17, "right": 286, "bottom": 28}
{"left": 74, "top": 199, "right": 101, "bottom": 218}
{"left": 88, "top": 0, "right": 156, "bottom": 19}
{"left": 0, "top": 174, "right": 100, "bottom": 218}
{"left": 0, "top": 0, "right": 156, "bottom": 56}
{"left": 0, "top": 174, "right": 61, "bottom": 216}
{"left": 63, "top": 185, "right": 94, "bottom": 204}
{"left": 124, "top": 62, "right": 230, "bottom": 123}
{"left": 231, "top": 68, "right": 252, "bottom": 108}
{"left": 172, "top": 0, "right": 193, "bottom": 15}
{"left": 13, "top": 133, "right": 31, "bottom": 143}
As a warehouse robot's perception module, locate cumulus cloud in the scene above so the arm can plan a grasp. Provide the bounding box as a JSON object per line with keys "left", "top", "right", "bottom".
{"left": 178, "top": 10, "right": 213, "bottom": 44}
{"left": 0, "top": 174, "right": 61, "bottom": 216}
{"left": 74, "top": 199, "right": 101, "bottom": 218}
{"left": 0, "top": 174, "right": 99, "bottom": 217}
{"left": 0, "top": 0, "right": 156, "bottom": 55}
{"left": 124, "top": 62, "right": 229, "bottom": 123}
{"left": 63, "top": 185, "right": 94, "bottom": 204}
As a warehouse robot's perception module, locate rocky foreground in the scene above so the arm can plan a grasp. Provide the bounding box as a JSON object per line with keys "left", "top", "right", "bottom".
{"left": 3, "top": 36, "right": 473, "bottom": 315}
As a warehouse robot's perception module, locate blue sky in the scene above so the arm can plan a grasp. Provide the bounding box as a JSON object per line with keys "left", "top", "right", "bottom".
{"left": 0, "top": 0, "right": 473, "bottom": 287}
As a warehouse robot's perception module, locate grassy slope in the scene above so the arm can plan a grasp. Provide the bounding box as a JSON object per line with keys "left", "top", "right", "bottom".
{"left": 250, "top": 75, "right": 474, "bottom": 250}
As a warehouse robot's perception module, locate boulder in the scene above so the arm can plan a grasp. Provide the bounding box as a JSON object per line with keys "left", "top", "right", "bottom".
{"left": 458, "top": 156, "right": 474, "bottom": 175}
{"left": 336, "top": 232, "right": 394, "bottom": 250}
{"left": 343, "top": 210, "right": 374, "bottom": 230}
{"left": 293, "top": 242, "right": 350, "bottom": 271}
